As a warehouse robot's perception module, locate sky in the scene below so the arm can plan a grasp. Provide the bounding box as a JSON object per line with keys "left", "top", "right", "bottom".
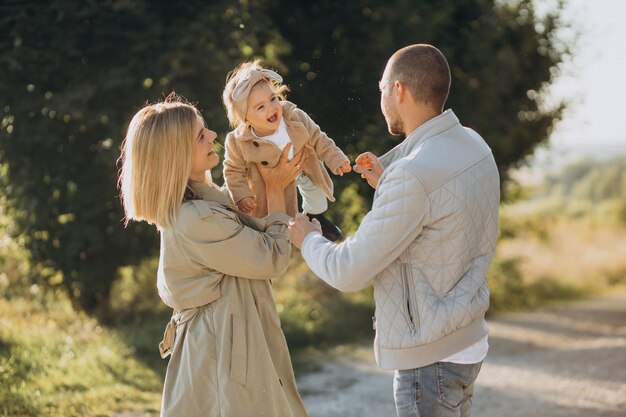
{"left": 526, "top": 0, "right": 626, "bottom": 172}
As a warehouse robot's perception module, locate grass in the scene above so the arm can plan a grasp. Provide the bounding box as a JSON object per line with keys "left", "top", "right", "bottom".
{"left": 487, "top": 197, "right": 626, "bottom": 314}
{"left": 0, "top": 293, "right": 163, "bottom": 417}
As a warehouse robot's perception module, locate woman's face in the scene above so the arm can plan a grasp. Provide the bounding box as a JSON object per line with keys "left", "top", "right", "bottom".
{"left": 245, "top": 81, "right": 283, "bottom": 136}
{"left": 190, "top": 115, "right": 219, "bottom": 182}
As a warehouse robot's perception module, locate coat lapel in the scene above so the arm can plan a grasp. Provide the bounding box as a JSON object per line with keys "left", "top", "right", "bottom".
{"left": 189, "top": 181, "right": 235, "bottom": 208}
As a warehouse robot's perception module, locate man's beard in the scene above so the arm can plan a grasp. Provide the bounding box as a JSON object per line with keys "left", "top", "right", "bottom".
{"left": 383, "top": 100, "right": 404, "bottom": 135}
{"left": 387, "top": 115, "right": 404, "bottom": 136}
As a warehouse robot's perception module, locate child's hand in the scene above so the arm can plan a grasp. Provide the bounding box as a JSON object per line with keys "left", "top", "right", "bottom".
{"left": 237, "top": 196, "right": 257, "bottom": 214}
{"left": 336, "top": 160, "right": 352, "bottom": 176}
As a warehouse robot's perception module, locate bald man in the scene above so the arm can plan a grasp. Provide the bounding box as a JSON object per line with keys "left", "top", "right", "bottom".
{"left": 290, "top": 44, "right": 500, "bottom": 417}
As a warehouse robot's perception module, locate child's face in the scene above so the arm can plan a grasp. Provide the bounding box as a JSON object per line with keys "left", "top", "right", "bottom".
{"left": 245, "top": 81, "right": 283, "bottom": 136}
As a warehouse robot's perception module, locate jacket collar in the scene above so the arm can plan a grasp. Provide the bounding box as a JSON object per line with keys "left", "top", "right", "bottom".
{"left": 188, "top": 180, "right": 235, "bottom": 208}
{"left": 380, "top": 109, "right": 459, "bottom": 167}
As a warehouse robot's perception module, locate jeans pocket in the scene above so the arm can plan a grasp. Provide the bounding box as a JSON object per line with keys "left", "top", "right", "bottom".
{"left": 435, "top": 362, "right": 473, "bottom": 409}
{"left": 229, "top": 315, "right": 248, "bottom": 386}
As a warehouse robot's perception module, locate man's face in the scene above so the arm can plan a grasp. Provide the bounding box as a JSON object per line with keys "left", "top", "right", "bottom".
{"left": 379, "top": 62, "right": 404, "bottom": 136}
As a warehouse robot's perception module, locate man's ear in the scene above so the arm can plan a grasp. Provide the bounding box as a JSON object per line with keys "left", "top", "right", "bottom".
{"left": 395, "top": 80, "right": 405, "bottom": 103}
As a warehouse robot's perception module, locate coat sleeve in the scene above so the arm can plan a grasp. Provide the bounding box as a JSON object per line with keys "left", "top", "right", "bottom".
{"left": 301, "top": 166, "right": 429, "bottom": 291}
{"left": 223, "top": 133, "right": 256, "bottom": 204}
{"left": 294, "top": 108, "right": 349, "bottom": 174}
{"left": 180, "top": 204, "right": 292, "bottom": 279}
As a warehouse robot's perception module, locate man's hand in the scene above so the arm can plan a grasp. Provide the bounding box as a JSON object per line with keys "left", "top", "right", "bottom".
{"left": 354, "top": 152, "right": 384, "bottom": 189}
{"left": 289, "top": 213, "right": 323, "bottom": 249}
{"left": 336, "top": 160, "right": 352, "bottom": 176}
{"left": 237, "top": 196, "right": 257, "bottom": 214}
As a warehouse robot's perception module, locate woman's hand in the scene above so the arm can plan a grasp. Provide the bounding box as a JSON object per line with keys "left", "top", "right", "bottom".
{"left": 256, "top": 144, "right": 309, "bottom": 214}
{"left": 354, "top": 152, "right": 384, "bottom": 189}
{"left": 257, "top": 144, "right": 308, "bottom": 193}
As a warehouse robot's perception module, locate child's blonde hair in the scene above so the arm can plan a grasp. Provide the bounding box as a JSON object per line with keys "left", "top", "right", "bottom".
{"left": 118, "top": 94, "right": 203, "bottom": 230}
{"left": 222, "top": 60, "right": 289, "bottom": 128}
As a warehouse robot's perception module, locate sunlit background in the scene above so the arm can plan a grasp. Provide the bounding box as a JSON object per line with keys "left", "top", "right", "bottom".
{"left": 1, "top": 1, "right": 625, "bottom": 416}
{"left": 522, "top": 0, "right": 626, "bottom": 178}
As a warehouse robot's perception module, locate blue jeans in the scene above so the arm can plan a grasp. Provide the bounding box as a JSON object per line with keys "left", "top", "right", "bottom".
{"left": 393, "top": 361, "right": 482, "bottom": 417}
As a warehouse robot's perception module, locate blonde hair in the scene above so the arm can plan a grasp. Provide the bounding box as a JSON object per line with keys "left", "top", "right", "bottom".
{"left": 118, "top": 95, "right": 202, "bottom": 230}
{"left": 222, "top": 60, "right": 289, "bottom": 128}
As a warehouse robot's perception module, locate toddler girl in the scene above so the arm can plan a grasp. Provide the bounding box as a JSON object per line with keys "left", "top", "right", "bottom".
{"left": 222, "top": 60, "right": 351, "bottom": 241}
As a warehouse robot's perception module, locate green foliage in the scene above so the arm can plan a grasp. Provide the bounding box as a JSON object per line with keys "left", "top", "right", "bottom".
{"left": 267, "top": 0, "right": 566, "bottom": 202}
{"left": 0, "top": 0, "right": 567, "bottom": 309}
{"left": 498, "top": 205, "right": 553, "bottom": 241}
{"left": 526, "top": 157, "right": 626, "bottom": 226}
{"left": 541, "top": 157, "right": 626, "bottom": 200}
{"left": 487, "top": 256, "right": 587, "bottom": 314}
{"left": 107, "top": 257, "right": 169, "bottom": 320}
{"left": 0, "top": 0, "right": 289, "bottom": 310}
{"left": 0, "top": 295, "right": 162, "bottom": 417}
{"left": 276, "top": 280, "right": 374, "bottom": 349}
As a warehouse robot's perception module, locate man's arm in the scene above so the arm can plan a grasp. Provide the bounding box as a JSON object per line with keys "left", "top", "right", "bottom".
{"left": 294, "top": 166, "right": 430, "bottom": 292}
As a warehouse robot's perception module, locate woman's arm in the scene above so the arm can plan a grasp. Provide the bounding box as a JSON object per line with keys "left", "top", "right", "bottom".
{"left": 179, "top": 202, "right": 293, "bottom": 279}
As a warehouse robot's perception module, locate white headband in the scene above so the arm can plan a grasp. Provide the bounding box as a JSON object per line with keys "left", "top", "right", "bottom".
{"left": 231, "top": 68, "right": 283, "bottom": 121}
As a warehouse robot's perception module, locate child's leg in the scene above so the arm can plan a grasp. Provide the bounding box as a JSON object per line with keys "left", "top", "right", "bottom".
{"left": 296, "top": 173, "right": 328, "bottom": 215}
{"left": 296, "top": 173, "right": 342, "bottom": 241}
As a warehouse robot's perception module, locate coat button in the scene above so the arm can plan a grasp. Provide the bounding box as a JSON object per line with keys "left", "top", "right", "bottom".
{"left": 253, "top": 141, "right": 259, "bottom": 147}
{"left": 261, "top": 161, "right": 268, "bottom": 165}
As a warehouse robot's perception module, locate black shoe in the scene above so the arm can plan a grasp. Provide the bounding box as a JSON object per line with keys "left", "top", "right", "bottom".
{"left": 307, "top": 213, "right": 342, "bottom": 242}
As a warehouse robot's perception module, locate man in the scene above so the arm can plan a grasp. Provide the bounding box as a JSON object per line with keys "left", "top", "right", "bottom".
{"left": 289, "top": 44, "right": 500, "bottom": 417}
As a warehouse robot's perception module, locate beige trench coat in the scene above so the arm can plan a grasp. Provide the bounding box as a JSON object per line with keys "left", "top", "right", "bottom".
{"left": 223, "top": 100, "right": 349, "bottom": 217}
{"left": 157, "top": 181, "right": 307, "bottom": 417}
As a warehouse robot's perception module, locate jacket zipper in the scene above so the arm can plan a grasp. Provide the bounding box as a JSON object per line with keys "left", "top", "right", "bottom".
{"left": 401, "top": 263, "right": 417, "bottom": 333}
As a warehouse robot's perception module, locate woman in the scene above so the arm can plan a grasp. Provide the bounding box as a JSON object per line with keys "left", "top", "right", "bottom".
{"left": 118, "top": 95, "right": 309, "bottom": 417}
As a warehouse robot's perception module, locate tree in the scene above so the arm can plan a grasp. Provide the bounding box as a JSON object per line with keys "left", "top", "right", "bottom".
{"left": 0, "top": 0, "right": 568, "bottom": 310}
{"left": 0, "top": 0, "right": 288, "bottom": 310}
{"left": 267, "top": 0, "right": 566, "bottom": 200}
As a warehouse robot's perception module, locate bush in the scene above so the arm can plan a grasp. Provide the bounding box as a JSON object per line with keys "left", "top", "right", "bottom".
{"left": 487, "top": 255, "right": 593, "bottom": 314}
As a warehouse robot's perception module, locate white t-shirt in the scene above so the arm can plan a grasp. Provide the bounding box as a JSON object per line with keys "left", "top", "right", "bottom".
{"left": 440, "top": 335, "right": 489, "bottom": 364}
{"left": 251, "top": 117, "right": 293, "bottom": 159}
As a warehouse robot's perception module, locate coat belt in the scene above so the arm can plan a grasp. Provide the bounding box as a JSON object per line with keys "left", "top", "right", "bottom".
{"left": 158, "top": 308, "right": 200, "bottom": 358}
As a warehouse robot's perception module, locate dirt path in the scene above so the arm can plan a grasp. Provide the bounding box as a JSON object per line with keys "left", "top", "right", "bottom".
{"left": 296, "top": 290, "right": 626, "bottom": 417}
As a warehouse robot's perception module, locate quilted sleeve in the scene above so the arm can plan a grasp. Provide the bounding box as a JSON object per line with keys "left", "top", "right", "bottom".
{"left": 301, "top": 166, "right": 430, "bottom": 291}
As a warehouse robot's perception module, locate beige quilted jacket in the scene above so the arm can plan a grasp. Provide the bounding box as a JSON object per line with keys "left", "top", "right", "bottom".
{"left": 301, "top": 110, "right": 500, "bottom": 370}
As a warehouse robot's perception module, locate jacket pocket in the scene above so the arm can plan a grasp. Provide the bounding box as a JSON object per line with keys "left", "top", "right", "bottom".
{"left": 230, "top": 315, "right": 247, "bottom": 386}
{"left": 401, "top": 263, "right": 418, "bottom": 333}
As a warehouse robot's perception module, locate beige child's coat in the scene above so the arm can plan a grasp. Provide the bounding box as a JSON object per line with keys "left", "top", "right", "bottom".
{"left": 224, "top": 101, "right": 349, "bottom": 217}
